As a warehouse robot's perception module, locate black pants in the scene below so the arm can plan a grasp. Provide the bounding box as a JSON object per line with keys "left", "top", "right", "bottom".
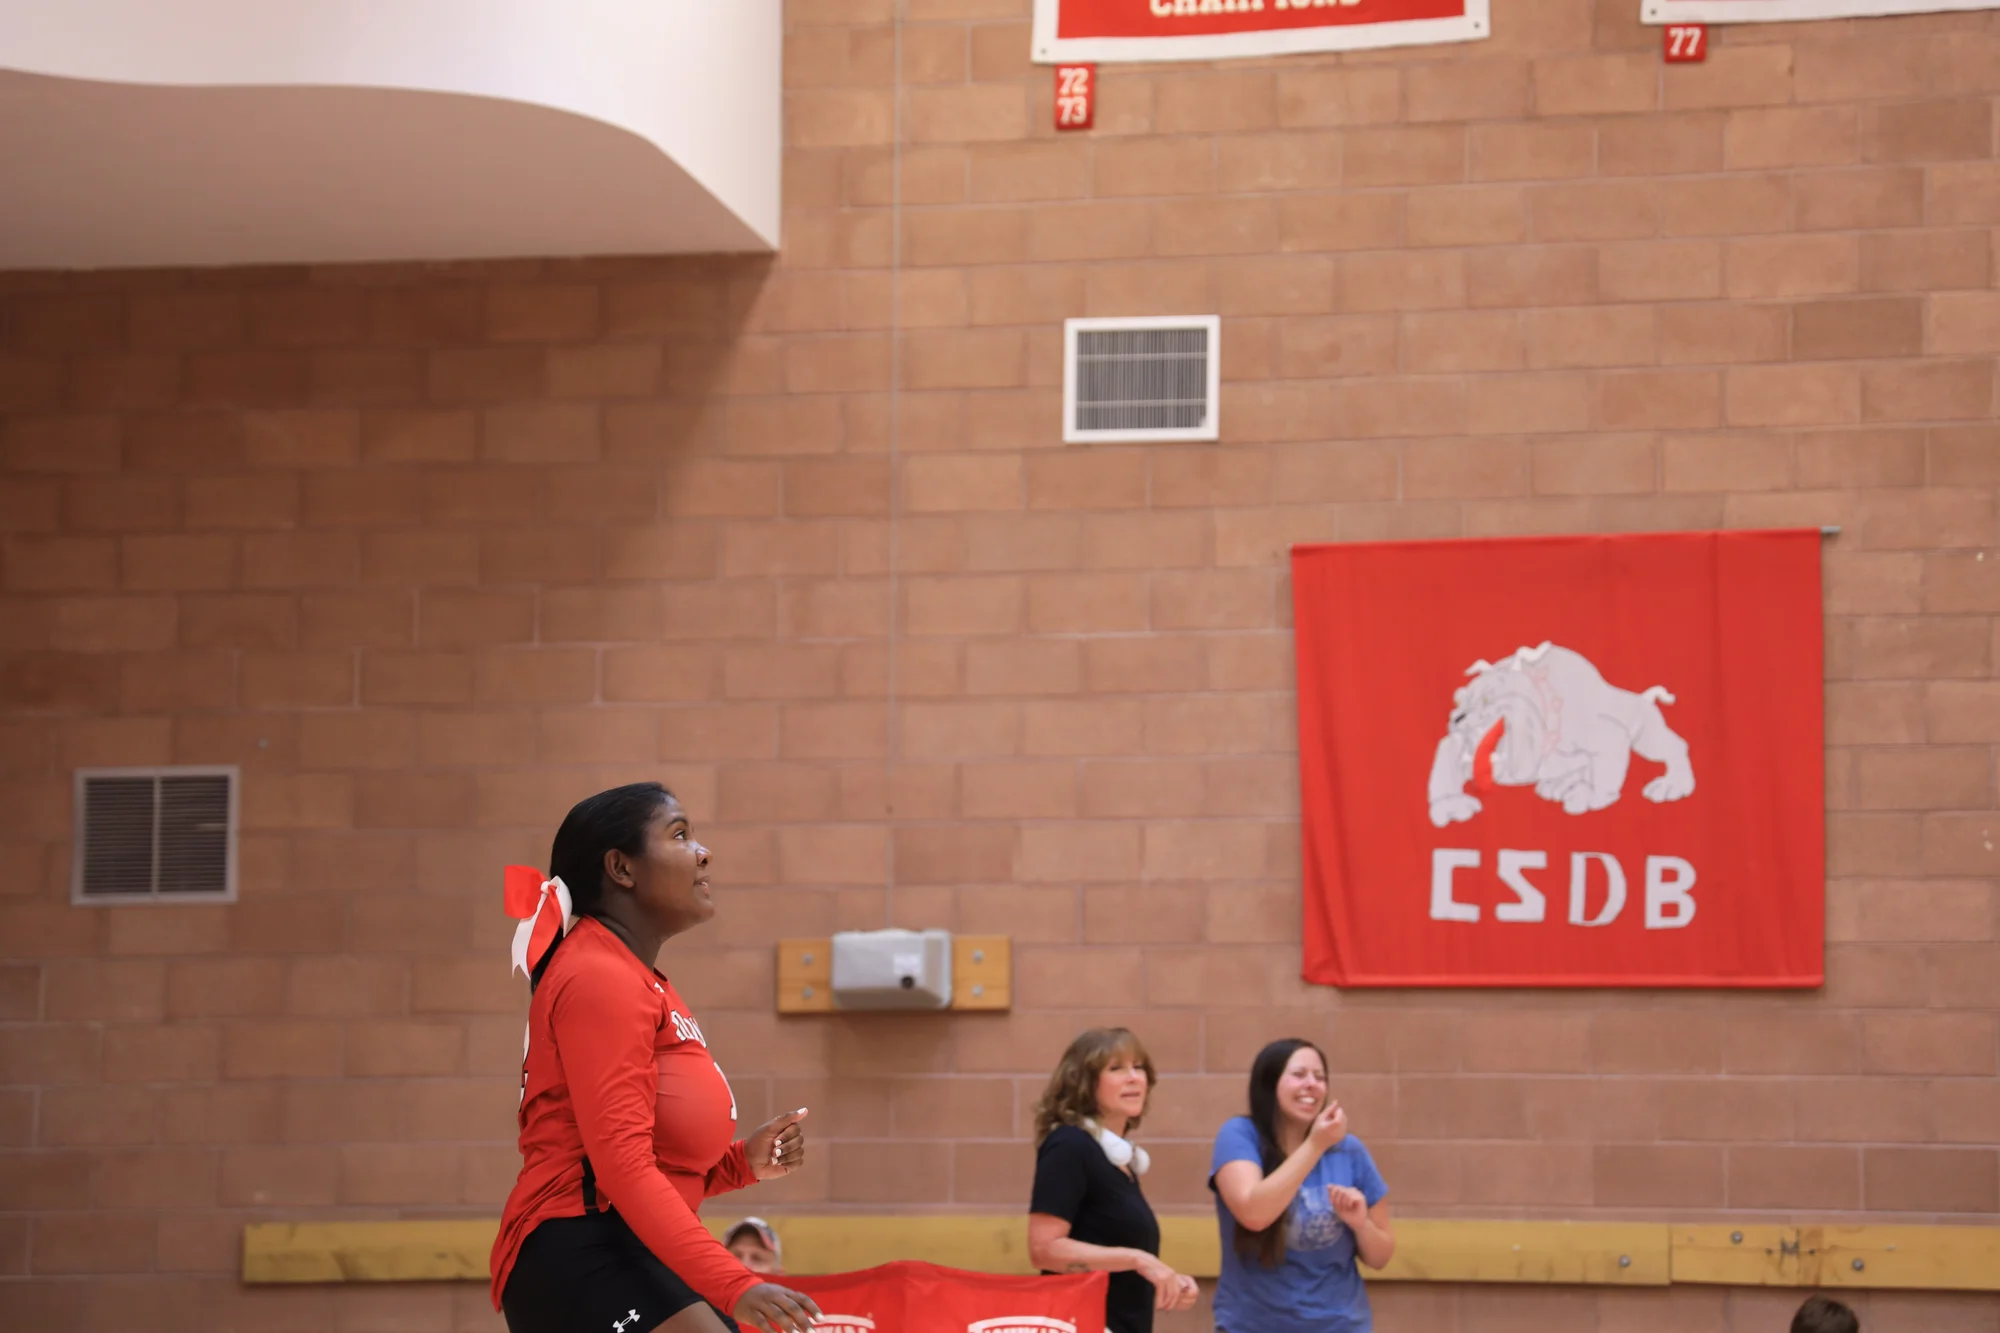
{"left": 502, "top": 1211, "right": 741, "bottom": 1333}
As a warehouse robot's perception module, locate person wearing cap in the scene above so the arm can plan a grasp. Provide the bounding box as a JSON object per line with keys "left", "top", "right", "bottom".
{"left": 724, "top": 1219, "right": 783, "bottom": 1275}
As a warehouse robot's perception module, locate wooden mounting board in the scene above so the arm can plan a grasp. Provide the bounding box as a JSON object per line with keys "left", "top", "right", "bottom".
{"left": 243, "top": 1216, "right": 2000, "bottom": 1290}
{"left": 1673, "top": 1224, "right": 2000, "bottom": 1291}
{"left": 1376, "top": 1221, "right": 1668, "bottom": 1286}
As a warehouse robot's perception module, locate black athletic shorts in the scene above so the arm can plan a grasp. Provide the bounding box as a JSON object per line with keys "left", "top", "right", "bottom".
{"left": 501, "top": 1210, "right": 741, "bottom": 1333}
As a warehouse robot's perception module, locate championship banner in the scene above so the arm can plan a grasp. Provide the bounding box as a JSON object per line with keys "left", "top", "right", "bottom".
{"left": 788, "top": 1260, "right": 1109, "bottom": 1333}
{"left": 1644, "top": 0, "right": 2000, "bottom": 21}
{"left": 1031, "top": 0, "right": 1490, "bottom": 64}
{"left": 1292, "top": 530, "right": 1824, "bottom": 989}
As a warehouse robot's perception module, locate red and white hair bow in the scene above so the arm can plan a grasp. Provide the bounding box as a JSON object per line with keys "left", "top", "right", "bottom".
{"left": 504, "top": 865, "right": 574, "bottom": 979}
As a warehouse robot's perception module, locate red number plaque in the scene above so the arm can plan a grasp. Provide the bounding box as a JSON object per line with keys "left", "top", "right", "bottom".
{"left": 1055, "top": 64, "right": 1094, "bottom": 131}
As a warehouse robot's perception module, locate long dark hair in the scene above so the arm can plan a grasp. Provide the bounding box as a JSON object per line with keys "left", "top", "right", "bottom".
{"left": 1232, "top": 1037, "right": 1327, "bottom": 1269}
{"left": 530, "top": 781, "right": 675, "bottom": 990}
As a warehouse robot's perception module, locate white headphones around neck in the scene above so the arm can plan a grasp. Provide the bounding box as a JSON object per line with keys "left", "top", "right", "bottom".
{"left": 1084, "top": 1119, "right": 1150, "bottom": 1176}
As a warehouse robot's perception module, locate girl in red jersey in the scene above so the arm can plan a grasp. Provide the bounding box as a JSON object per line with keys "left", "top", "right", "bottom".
{"left": 491, "top": 782, "right": 822, "bottom": 1333}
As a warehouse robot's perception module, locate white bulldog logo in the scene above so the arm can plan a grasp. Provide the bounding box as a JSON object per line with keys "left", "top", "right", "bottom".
{"left": 1428, "top": 642, "right": 1695, "bottom": 827}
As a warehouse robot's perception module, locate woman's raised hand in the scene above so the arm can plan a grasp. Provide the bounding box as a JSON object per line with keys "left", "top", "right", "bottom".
{"left": 1306, "top": 1099, "right": 1348, "bottom": 1153}
{"left": 746, "top": 1107, "right": 808, "bottom": 1181}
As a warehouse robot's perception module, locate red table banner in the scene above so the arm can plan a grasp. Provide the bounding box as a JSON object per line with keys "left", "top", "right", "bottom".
{"left": 1645, "top": 0, "right": 1998, "bottom": 21}
{"left": 788, "top": 1261, "right": 1109, "bottom": 1333}
{"left": 1031, "top": 0, "right": 1489, "bottom": 64}
{"left": 1292, "top": 530, "right": 1824, "bottom": 989}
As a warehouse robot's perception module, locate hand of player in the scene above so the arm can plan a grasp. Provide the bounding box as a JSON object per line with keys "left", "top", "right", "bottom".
{"left": 733, "top": 1282, "right": 821, "bottom": 1333}
{"left": 1169, "top": 1273, "right": 1200, "bottom": 1310}
{"left": 746, "top": 1107, "right": 808, "bottom": 1181}
{"left": 1329, "top": 1183, "right": 1369, "bottom": 1229}
{"left": 1306, "top": 1100, "right": 1348, "bottom": 1153}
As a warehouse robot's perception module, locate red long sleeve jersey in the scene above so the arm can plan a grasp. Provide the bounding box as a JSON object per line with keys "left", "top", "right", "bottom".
{"left": 489, "top": 917, "right": 762, "bottom": 1314}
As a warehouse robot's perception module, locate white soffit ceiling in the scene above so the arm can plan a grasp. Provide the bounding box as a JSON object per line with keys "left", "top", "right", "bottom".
{"left": 0, "top": 0, "right": 780, "bottom": 269}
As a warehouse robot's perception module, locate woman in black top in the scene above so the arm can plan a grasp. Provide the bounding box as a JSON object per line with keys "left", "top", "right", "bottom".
{"left": 1027, "top": 1028, "right": 1199, "bottom": 1333}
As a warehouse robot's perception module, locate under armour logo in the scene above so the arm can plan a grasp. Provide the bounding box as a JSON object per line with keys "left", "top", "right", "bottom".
{"left": 612, "top": 1311, "right": 640, "bottom": 1332}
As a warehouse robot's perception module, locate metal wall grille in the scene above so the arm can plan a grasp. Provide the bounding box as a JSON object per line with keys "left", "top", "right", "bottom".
{"left": 1074, "top": 327, "right": 1210, "bottom": 433}
{"left": 74, "top": 767, "right": 237, "bottom": 903}
{"left": 1064, "top": 317, "right": 1220, "bottom": 443}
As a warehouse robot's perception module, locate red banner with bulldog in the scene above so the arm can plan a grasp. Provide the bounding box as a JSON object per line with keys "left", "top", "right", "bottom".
{"left": 1293, "top": 530, "right": 1824, "bottom": 989}
{"left": 1644, "top": 0, "right": 1999, "bottom": 22}
{"left": 1031, "top": 0, "right": 1489, "bottom": 64}
{"left": 788, "top": 1261, "right": 1108, "bottom": 1333}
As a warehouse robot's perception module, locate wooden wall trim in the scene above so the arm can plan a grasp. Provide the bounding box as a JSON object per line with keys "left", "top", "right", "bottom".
{"left": 241, "top": 1216, "right": 2000, "bottom": 1291}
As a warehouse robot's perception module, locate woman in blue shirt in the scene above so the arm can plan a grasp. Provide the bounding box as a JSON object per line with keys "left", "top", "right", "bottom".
{"left": 1208, "top": 1038, "right": 1395, "bottom": 1333}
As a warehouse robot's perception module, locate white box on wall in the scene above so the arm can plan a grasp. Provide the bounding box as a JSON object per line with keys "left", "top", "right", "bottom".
{"left": 830, "top": 929, "right": 953, "bottom": 1010}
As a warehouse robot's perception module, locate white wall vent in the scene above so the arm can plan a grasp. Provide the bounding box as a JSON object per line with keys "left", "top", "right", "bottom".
{"left": 1063, "top": 315, "right": 1220, "bottom": 444}
{"left": 72, "top": 766, "right": 238, "bottom": 905}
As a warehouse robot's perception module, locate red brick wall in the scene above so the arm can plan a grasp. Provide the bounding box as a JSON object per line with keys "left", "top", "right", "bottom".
{"left": 4, "top": 0, "right": 2000, "bottom": 1328}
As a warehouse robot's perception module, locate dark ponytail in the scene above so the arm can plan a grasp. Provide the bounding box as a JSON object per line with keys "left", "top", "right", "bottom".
{"left": 530, "top": 781, "right": 675, "bottom": 989}
{"left": 1233, "top": 1037, "right": 1326, "bottom": 1270}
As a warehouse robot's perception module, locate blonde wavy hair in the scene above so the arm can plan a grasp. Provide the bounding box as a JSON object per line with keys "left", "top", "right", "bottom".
{"left": 1032, "top": 1027, "right": 1157, "bottom": 1144}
